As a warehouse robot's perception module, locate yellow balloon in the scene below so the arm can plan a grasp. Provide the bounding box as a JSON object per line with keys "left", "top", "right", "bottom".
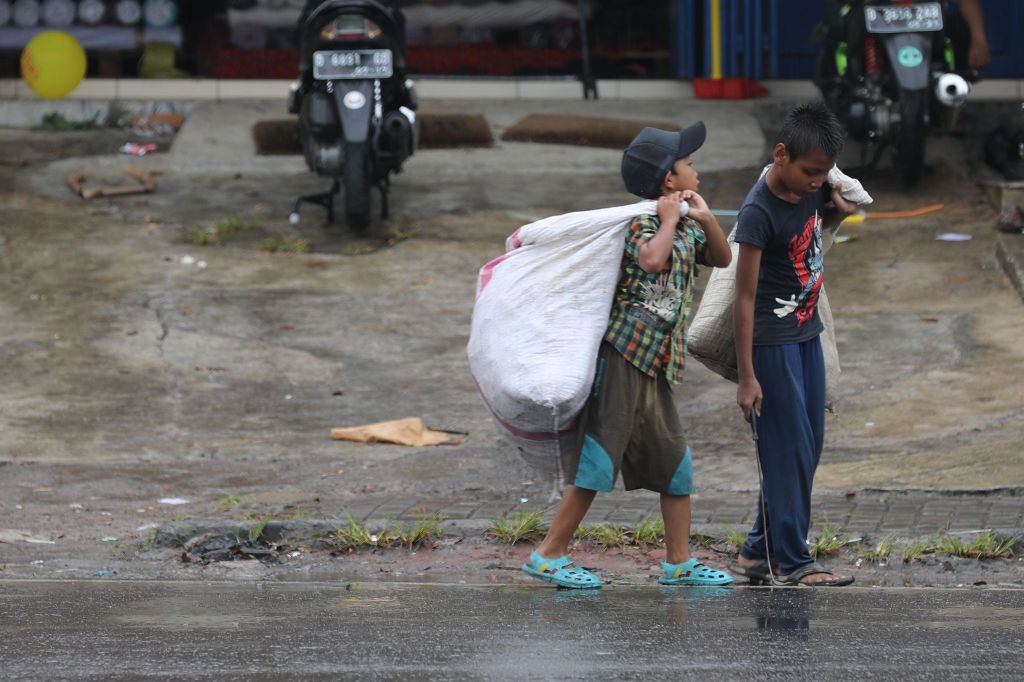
{"left": 20, "top": 31, "right": 87, "bottom": 100}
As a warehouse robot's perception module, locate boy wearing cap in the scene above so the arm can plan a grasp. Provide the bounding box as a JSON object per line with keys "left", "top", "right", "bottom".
{"left": 731, "top": 102, "right": 856, "bottom": 587}
{"left": 522, "top": 122, "right": 734, "bottom": 589}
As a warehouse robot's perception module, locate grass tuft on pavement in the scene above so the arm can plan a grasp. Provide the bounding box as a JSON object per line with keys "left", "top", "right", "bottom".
{"left": 330, "top": 514, "right": 446, "bottom": 551}
{"left": 260, "top": 235, "right": 309, "bottom": 254}
{"left": 901, "top": 540, "right": 938, "bottom": 563}
{"left": 858, "top": 536, "right": 895, "bottom": 563}
{"left": 577, "top": 522, "right": 630, "bottom": 549}
{"left": 936, "top": 531, "right": 1017, "bottom": 559}
{"left": 486, "top": 510, "right": 547, "bottom": 545}
{"left": 810, "top": 524, "right": 851, "bottom": 558}
{"left": 631, "top": 515, "right": 665, "bottom": 549}
{"left": 726, "top": 529, "right": 747, "bottom": 553}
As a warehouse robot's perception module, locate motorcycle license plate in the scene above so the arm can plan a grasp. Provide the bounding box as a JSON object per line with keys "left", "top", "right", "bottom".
{"left": 313, "top": 50, "right": 393, "bottom": 80}
{"left": 864, "top": 3, "right": 943, "bottom": 33}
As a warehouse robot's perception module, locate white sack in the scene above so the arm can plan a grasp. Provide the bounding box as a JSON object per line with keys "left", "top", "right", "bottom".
{"left": 467, "top": 200, "right": 685, "bottom": 473}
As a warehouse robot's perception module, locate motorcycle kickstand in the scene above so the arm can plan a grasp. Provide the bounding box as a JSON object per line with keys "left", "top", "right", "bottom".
{"left": 290, "top": 178, "right": 340, "bottom": 225}
{"left": 378, "top": 177, "right": 391, "bottom": 221}
{"left": 857, "top": 139, "right": 884, "bottom": 176}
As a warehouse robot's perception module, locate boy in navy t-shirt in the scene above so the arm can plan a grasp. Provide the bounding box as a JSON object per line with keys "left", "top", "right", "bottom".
{"left": 731, "top": 103, "right": 856, "bottom": 586}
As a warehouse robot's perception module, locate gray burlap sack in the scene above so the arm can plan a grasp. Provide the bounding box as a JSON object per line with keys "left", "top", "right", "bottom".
{"left": 688, "top": 228, "right": 841, "bottom": 410}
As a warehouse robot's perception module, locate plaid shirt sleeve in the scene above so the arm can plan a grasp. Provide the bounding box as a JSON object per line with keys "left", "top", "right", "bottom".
{"left": 687, "top": 221, "right": 709, "bottom": 267}
{"left": 624, "top": 214, "right": 660, "bottom": 264}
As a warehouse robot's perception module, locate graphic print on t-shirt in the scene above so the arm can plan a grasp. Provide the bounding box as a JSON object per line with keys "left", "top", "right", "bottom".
{"left": 772, "top": 210, "right": 823, "bottom": 327}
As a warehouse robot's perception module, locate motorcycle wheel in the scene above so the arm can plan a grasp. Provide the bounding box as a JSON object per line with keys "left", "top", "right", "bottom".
{"left": 896, "top": 89, "right": 927, "bottom": 185}
{"left": 343, "top": 142, "right": 371, "bottom": 231}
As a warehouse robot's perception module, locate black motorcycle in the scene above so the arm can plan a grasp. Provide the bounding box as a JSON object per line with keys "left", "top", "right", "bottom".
{"left": 288, "top": 0, "right": 418, "bottom": 230}
{"left": 817, "top": 0, "right": 973, "bottom": 184}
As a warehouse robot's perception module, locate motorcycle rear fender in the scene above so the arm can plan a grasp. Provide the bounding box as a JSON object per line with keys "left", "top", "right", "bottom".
{"left": 880, "top": 33, "right": 932, "bottom": 91}
{"left": 331, "top": 80, "right": 374, "bottom": 144}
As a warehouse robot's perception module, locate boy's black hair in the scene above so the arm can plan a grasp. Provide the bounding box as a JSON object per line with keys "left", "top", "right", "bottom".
{"left": 778, "top": 102, "right": 844, "bottom": 161}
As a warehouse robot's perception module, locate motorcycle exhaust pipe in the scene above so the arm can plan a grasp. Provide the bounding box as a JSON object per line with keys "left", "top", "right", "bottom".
{"left": 935, "top": 72, "right": 970, "bottom": 107}
{"left": 381, "top": 109, "right": 414, "bottom": 157}
{"left": 383, "top": 109, "right": 412, "bottom": 139}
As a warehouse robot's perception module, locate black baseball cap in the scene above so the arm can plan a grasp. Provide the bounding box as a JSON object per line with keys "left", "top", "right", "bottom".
{"left": 621, "top": 121, "right": 706, "bottom": 199}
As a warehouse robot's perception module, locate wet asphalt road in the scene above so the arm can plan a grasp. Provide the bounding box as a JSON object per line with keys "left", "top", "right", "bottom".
{"left": 1, "top": 581, "right": 1022, "bottom": 680}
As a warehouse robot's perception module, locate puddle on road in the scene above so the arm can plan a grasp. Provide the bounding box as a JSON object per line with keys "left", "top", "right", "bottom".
{"left": 924, "top": 605, "right": 1024, "bottom": 629}
{"left": 113, "top": 612, "right": 287, "bottom": 630}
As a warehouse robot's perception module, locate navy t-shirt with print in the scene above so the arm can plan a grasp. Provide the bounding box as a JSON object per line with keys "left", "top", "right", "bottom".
{"left": 735, "top": 177, "right": 828, "bottom": 346}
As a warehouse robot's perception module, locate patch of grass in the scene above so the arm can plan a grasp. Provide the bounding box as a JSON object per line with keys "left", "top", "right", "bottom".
{"left": 248, "top": 515, "right": 274, "bottom": 543}
{"left": 34, "top": 112, "right": 98, "bottom": 132}
{"left": 399, "top": 513, "right": 445, "bottom": 549}
{"left": 858, "top": 536, "right": 895, "bottom": 563}
{"left": 214, "top": 215, "right": 258, "bottom": 236}
{"left": 328, "top": 513, "right": 446, "bottom": 551}
{"left": 584, "top": 523, "right": 630, "bottom": 549}
{"left": 574, "top": 524, "right": 599, "bottom": 541}
{"left": 342, "top": 241, "right": 379, "bottom": 256}
{"left": 486, "top": 510, "right": 547, "bottom": 545}
{"left": 184, "top": 227, "right": 217, "bottom": 246}
{"left": 386, "top": 225, "right": 418, "bottom": 246}
{"left": 691, "top": 531, "right": 717, "bottom": 549}
{"left": 261, "top": 235, "right": 309, "bottom": 254}
{"left": 901, "top": 540, "right": 937, "bottom": 563}
{"left": 809, "top": 524, "right": 850, "bottom": 558}
{"left": 726, "top": 529, "right": 747, "bottom": 553}
{"left": 331, "top": 515, "right": 376, "bottom": 550}
{"left": 139, "top": 531, "right": 157, "bottom": 552}
{"left": 219, "top": 494, "right": 248, "bottom": 512}
{"left": 632, "top": 515, "right": 665, "bottom": 549}
{"left": 184, "top": 217, "right": 259, "bottom": 247}
{"left": 937, "top": 532, "right": 1017, "bottom": 559}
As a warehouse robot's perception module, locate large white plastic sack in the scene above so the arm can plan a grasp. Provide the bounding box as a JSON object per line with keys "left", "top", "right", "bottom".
{"left": 467, "top": 199, "right": 679, "bottom": 474}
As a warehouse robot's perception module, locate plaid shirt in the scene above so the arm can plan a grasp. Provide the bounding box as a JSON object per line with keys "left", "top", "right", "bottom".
{"left": 604, "top": 213, "right": 708, "bottom": 384}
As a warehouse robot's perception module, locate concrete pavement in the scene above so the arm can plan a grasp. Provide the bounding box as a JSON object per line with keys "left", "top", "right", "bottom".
{"left": 0, "top": 95, "right": 1022, "bottom": 585}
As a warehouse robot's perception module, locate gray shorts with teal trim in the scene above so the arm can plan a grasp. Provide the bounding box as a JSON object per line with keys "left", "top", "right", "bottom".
{"left": 563, "top": 342, "right": 694, "bottom": 495}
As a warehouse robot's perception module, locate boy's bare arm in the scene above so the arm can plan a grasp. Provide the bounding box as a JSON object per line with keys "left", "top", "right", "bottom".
{"left": 638, "top": 192, "right": 684, "bottom": 273}
{"left": 682, "top": 190, "right": 732, "bottom": 268}
{"left": 823, "top": 184, "right": 858, "bottom": 232}
{"left": 735, "top": 243, "right": 763, "bottom": 421}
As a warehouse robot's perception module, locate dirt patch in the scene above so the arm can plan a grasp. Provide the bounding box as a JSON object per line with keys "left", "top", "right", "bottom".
{"left": 501, "top": 113, "right": 680, "bottom": 148}
{"left": 417, "top": 112, "right": 494, "bottom": 149}
{"left": 252, "top": 119, "right": 301, "bottom": 156}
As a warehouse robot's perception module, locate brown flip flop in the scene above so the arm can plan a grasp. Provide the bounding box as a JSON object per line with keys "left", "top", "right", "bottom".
{"left": 780, "top": 561, "right": 854, "bottom": 587}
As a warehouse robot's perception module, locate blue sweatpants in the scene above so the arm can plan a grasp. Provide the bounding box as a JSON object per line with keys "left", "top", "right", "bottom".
{"left": 741, "top": 336, "right": 825, "bottom": 574}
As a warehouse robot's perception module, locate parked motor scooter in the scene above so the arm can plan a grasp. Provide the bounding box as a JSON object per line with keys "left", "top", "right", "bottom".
{"left": 289, "top": 0, "right": 418, "bottom": 230}
{"left": 816, "top": 0, "right": 974, "bottom": 184}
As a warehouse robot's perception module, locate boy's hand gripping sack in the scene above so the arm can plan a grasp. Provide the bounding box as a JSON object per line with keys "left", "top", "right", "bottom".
{"left": 467, "top": 200, "right": 675, "bottom": 474}
{"left": 687, "top": 166, "right": 871, "bottom": 410}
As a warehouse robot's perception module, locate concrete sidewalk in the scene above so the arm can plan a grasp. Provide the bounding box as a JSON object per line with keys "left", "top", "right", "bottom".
{"left": 337, "top": 489, "right": 1024, "bottom": 537}
{"left": 1, "top": 95, "right": 1022, "bottom": 586}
